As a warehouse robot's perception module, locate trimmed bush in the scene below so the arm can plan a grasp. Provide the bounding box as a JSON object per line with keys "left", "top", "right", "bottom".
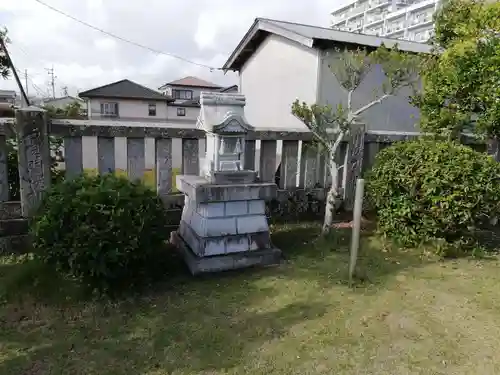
{"left": 31, "top": 174, "right": 169, "bottom": 293}
{"left": 366, "top": 139, "right": 500, "bottom": 251}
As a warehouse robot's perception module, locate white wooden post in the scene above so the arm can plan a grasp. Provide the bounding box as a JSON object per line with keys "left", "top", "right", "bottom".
{"left": 349, "top": 178, "right": 365, "bottom": 286}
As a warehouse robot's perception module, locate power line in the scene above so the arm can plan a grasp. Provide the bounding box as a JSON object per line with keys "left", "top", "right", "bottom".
{"left": 17, "top": 69, "right": 47, "bottom": 97}
{"left": 33, "top": 0, "right": 220, "bottom": 71}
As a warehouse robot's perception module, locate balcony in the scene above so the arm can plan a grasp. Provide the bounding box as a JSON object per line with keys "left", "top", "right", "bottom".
{"left": 407, "top": 13, "right": 433, "bottom": 29}
{"left": 411, "top": 29, "right": 433, "bottom": 42}
{"left": 346, "top": 5, "right": 367, "bottom": 19}
{"left": 367, "top": 0, "right": 391, "bottom": 12}
{"left": 365, "top": 12, "right": 385, "bottom": 26}
{"left": 365, "top": 27, "right": 383, "bottom": 36}
{"left": 385, "top": 22, "right": 405, "bottom": 36}
{"left": 346, "top": 20, "right": 364, "bottom": 31}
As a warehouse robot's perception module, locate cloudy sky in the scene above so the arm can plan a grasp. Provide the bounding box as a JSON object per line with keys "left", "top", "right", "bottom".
{"left": 0, "top": 0, "right": 344, "bottom": 97}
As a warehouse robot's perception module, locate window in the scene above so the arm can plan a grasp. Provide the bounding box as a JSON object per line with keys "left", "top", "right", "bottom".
{"left": 100, "top": 102, "right": 119, "bottom": 117}
{"left": 148, "top": 103, "right": 156, "bottom": 116}
{"left": 177, "top": 107, "right": 186, "bottom": 117}
{"left": 173, "top": 89, "right": 193, "bottom": 100}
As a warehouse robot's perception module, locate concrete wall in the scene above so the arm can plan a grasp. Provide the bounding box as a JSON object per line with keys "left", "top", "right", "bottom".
{"left": 240, "top": 34, "right": 319, "bottom": 131}
{"left": 88, "top": 98, "right": 169, "bottom": 121}
{"left": 318, "top": 49, "right": 420, "bottom": 132}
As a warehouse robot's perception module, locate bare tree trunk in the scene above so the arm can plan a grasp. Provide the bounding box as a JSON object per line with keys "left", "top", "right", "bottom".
{"left": 322, "top": 159, "right": 338, "bottom": 234}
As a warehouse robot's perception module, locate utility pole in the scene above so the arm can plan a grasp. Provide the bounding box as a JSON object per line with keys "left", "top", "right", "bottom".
{"left": 46, "top": 65, "right": 56, "bottom": 98}
{"left": 0, "top": 35, "right": 29, "bottom": 107}
{"left": 24, "top": 69, "right": 29, "bottom": 97}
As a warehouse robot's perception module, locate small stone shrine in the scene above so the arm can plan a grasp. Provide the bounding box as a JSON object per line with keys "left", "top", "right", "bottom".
{"left": 171, "top": 92, "right": 282, "bottom": 275}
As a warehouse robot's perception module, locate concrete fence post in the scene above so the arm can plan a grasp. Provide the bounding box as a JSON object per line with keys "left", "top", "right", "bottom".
{"left": 15, "top": 107, "right": 51, "bottom": 217}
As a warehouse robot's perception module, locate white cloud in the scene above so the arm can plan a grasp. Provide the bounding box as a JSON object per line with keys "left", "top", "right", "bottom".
{"left": 2, "top": 0, "right": 341, "bottom": 96}
{"left": 94, "top": 38, "right": 117, "bottom": 50}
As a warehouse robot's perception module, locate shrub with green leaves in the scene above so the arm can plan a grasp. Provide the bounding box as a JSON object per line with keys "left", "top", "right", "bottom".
{"left": 31, "top": 174, "right": 169, "bottom": 292}
{"left": 366, "top": 139, "right": 500, "bottom": 251}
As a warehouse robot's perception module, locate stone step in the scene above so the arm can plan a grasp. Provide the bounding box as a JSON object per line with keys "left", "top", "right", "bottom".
{"left": 0, "top": 202, "right": 22, "bottom": 220}
{"left": 0, "top": 234, "right": 32, "bottom": 255}
{"left": 0, "top": 218, "right": 29, "bottom": 237}
{"left": 171, "top": 231, "right": 282, "bottom": 275}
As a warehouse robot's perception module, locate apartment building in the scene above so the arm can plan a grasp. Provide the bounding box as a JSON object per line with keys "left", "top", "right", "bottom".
{"left": 331, "top": 0, "right": 439, "bottom": 42}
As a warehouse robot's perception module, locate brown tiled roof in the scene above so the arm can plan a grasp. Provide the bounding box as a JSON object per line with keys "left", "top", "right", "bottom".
{"left": 162, "top": 76, "right": 222, "bottom": 89}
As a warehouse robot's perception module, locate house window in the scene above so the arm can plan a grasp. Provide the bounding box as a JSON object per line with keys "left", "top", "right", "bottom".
{"left": 177, "top": 107, "right": 186, "bottom": 117}
{"left": 173, "top": 90, "right": 193, "bottom": 100}
{"left": 100, "top": 102, "right": 119, "bottom": 117}
{"left": 148, "top": 103, "right": 156, "bottom": 116}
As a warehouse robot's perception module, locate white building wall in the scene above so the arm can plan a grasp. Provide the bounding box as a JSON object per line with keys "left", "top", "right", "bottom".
{"left": 240, "top": 34, "right": 319, "bottom": 131}
{"left": 166, "top": 106, "right": 199, "bottom": 122}
{"left": 88, "top": 98, "right": 168, "bottom": 121}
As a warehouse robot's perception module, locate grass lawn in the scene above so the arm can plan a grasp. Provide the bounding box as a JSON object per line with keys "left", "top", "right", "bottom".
{"left": 2, "top": 223, "right": 500, "bottom": 375}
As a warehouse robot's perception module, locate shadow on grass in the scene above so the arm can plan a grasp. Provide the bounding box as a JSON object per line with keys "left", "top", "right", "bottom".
{"left": 0, "top": 222, "right": 439, "bottom": 375}
{"left": 0, "top": 259, "right": 330, "bottom": 374}
{"left": 272, "top": 222, "right": 437, "bottom": 290}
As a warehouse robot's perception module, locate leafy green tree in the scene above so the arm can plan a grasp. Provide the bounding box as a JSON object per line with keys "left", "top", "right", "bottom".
{"left": 0, "top": 27, "right": 10, "bottom": 79}
{"left": 44, "top": 101, "right": 83, "bottom": 119}
{"left": 292, "top": 46, "right": 420, "bottom": 233}
{"left": 414, "top": 0, "right": 500, "bottom": 141}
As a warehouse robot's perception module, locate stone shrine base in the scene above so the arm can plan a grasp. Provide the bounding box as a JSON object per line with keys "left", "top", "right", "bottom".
{"left": 171, "top": 231, "right": 282, "bottom": 275}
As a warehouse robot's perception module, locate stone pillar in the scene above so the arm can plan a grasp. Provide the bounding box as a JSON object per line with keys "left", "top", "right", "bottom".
{"left": 15, "top": 107, "right": 51, "bottom": 217}
{"left": 344, "top": 123, "right": 366, "bottom": 211}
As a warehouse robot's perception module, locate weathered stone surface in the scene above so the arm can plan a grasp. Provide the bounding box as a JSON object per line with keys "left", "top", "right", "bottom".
{"left": 64, "top": 136, "right": 84, "bottom": 178}
{"left": 344, "top": 124, "right": 366, "bottom": 211}
{"left": 225, "top": 201, "right": 248, "bottom": 216}
{"left": 0, "top": 202, "right": 22, "bottom": 220}
{"left": 0, "top": 234, "right": 31, "bottom": 255}
{"left": 248, "top": 200, "right": 265, "bottom": 215}
{"left": 179, "top": 220, "right": 272, "bottom": 256}
{"left": 0, "top": 219, "right": 29, "bottom": 236}
{"left": 209, "top": 171, "right": 257, "bottom": 185}
{"left": 197, "top": 202, "right": 225, "bottom": 218}
{"left": 171, "top": 231, "right": 282, "bottom": 275}
{"left": 176, "top": 175, "right": 277, "bottom": 204}
{"left": 15, "top": 109, "right": 51, "bottom": 217}
{"left": 236, "top": 215, "right": 268, "bottom": 235}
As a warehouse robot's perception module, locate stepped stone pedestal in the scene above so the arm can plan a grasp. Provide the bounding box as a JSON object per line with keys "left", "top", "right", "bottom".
{"left": 172, "top": 174, "right": 282, "bottom": 275}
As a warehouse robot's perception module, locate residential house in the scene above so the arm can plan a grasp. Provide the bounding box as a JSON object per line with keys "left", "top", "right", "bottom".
{"left": 0, "top": 89, "right": 16, "bottom": 105}
{"left": 158, "top": 76, "right": 236, "bottom": 123}
{"left": 0, "top": 90, "right": 16, "bottom": 117}
{"left": 223, "top": 18, "right": 432, "bottom": 134}
{"left": 79, "top": 79, "right": 172, "bottom": 122}
{"left": 41, "top": 96, "right": 85, "bottom": 110}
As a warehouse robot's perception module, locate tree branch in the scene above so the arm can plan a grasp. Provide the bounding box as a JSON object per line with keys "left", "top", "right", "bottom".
{"left": 331, "top": 130, "right": 345, "bottom": 155}
{"left": 353, "top": 94, "right": 391, "bottom": 115}
{"left": 347, "top": 90, "right": 353, "bottom": 113}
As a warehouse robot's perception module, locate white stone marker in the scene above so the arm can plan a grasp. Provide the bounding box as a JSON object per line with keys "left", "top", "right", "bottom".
{"left": 349, "top": 178, "right": 364, "bottom": 286}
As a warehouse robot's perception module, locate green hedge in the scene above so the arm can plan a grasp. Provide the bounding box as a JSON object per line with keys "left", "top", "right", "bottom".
{"left": 366, "top": 139, "right": 500, "bottom": 253}
{"left": 31, "top": 174, "right": 170, "bottom": 294}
